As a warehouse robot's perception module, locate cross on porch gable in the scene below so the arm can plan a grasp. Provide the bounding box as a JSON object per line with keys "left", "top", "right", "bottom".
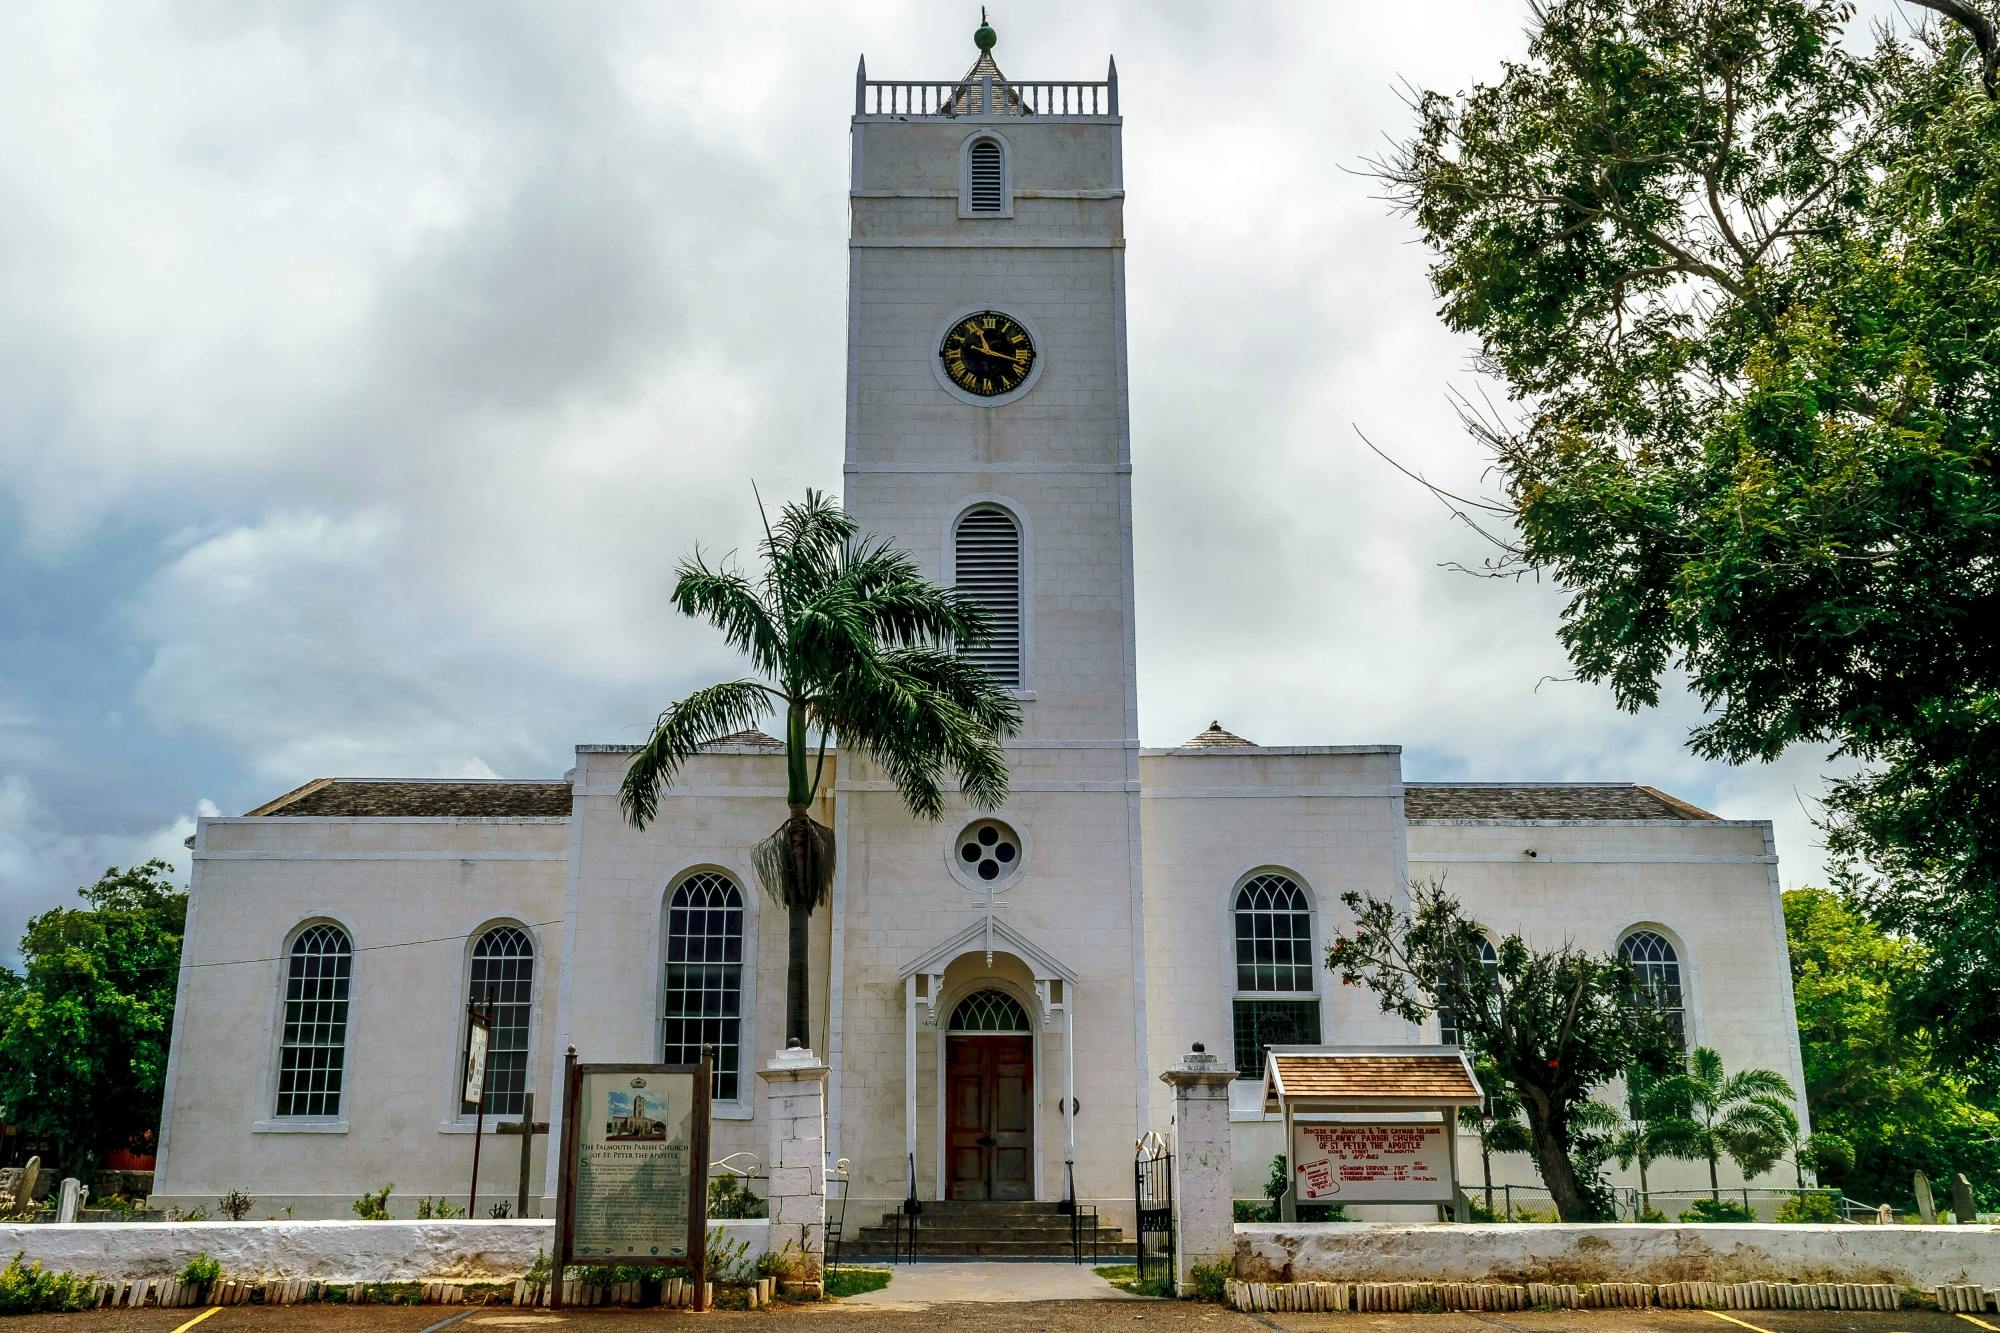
{"left": 965, "top": 873, "right": 1011, "bottom": 966}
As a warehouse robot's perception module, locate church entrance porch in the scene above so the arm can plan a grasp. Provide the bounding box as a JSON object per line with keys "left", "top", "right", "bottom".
{"left": 946, "top": 992, "right": 1035, "bottom": 1201}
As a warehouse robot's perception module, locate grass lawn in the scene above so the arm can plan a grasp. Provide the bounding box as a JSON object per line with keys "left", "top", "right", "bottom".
{"left": 1094, "top": 1264, "right": 1173, "bottom": 1298}
{"left": 825, "top": 1266, "right": 893, "bottom": 1298}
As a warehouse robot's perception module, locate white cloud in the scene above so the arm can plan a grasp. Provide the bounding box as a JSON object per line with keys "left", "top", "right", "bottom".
{"left": 5, "top": 0, "right": 1918, "bottom": 905}
{"left": 0, "top": 775, "right": 215, "bottom": 955}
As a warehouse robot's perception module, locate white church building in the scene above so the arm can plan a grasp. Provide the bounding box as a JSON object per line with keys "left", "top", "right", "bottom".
{"left": 152, "top": 29, "right": 1808, "bottom": 1227}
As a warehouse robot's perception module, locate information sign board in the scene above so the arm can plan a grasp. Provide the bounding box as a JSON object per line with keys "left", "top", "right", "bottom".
{"left": 1291, "top": 1121, "right": 1453, "bottom": 1204}
{"left": 553, "top": 1050, "right": 710, "bottom": 1310}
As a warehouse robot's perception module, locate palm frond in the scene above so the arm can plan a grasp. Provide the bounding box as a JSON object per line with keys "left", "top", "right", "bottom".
{"left": 1717, "top": 1067, "right": 1796, "bottom": 1105}
{"left": 751, "top": 811, "right": 836, "bottom": 912}
{"left": 621, "top": 681, "right": 774, "bottom": 829}
{"left": 672, "top": 554, "right": 784, "bottom": 680}
{"left": 815, "top": 644, "right": 1019, "bottom": 818}
{"left": 762, "top": 490, "right": 856, "bottom": 610}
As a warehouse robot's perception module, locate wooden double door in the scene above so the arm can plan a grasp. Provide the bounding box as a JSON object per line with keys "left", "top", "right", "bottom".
{"left": 946, "top": 1034, "right": 1034, "bottom": 1200}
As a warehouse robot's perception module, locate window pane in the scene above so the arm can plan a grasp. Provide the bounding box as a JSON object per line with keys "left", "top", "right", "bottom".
{"left": 1234, "top": 873, "right": 1313, "bottom": 992}
{"left": 663, "top": 872, "right": 745, "bottom": 1101}
{"left": 276, "top": 924, "right": 352, "bottom": 1118}
{"left": 1620, "top": 930, "right": 1685, "bottom": 1046}
{"left": 1232, "top": 998, "right": 1321, "bottom": 1079}
{"left": 462, "top": 925, "right": 535, "bottom": 1117}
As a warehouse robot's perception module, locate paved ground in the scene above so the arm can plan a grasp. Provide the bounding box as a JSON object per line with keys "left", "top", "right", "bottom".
{"left": 5, "top": 1300, "right": 1989, "bottom": 1332}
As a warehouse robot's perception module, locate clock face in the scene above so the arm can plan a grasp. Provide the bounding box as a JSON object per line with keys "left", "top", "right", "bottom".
{"left": 938, "top": 310, "right": 1036, "bottom": 399}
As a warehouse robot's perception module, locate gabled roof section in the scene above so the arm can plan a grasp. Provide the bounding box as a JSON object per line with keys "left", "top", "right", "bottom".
{"left": 1181, "top": 720, "right": 1258, "bottom": 748}
{"left": 1262, "top": 1046, "right": 1483, "bottom": 1114}
{"left": 246, "top": 779, "right": 573, "bottom": 819}
{"left": 951, "top": 47, "right": 1032, "bottom": 115}
{"left": 709, "top": 729, "right": 786, "bottom": 750}
{"left": 898, "top": 918, "right": 1078, "bottom": 984}
{"left": 1404, "top": 783, "right": 1719, "bottom": 822}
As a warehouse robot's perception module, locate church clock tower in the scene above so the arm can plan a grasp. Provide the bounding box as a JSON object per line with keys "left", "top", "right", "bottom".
{"left": 834, "top": 23, "right": 1150, "bottom": 1211}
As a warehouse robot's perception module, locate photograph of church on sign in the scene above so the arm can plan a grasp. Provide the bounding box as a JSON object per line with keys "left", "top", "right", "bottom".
{"left": 149, "top": 20, "right": 1807, "bottom": 1232}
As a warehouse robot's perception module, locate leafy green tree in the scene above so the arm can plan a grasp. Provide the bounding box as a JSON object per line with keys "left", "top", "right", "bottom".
{"left": 1376, "top": 0, "right": 2000, "bottom": 1073}
{"left": 622, "top": 489, "right": 1019, "bottom": 1048}
{"left": 1459, "top": 1055, "right": 1534, "bottom": 1212}
{"left": 0, "top": 861, "right": 185, "bottom": 1171}
{"left": 1326, "top": 882, "right": 1679, "bottom": 1220}
{"left": 1784, "top": 887, "right": 2000, "bottom": 1207}
{"left": 1647, "top": 1047, "right": 1796, "bottom": 1200}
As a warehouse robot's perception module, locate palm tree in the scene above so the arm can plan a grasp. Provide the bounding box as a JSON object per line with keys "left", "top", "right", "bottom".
{"left": 1602, "top": 1065, "right": 1676, "bottom": 1217}
{"left": 1646, "top": 1046, "right": 1797, "bottom": 1201}
{"left": 621, "top": 489, "right": 1021, "bottom": 1049}
{"left": 1458, "top": 1056, "right": 1533, "bottom": 1213}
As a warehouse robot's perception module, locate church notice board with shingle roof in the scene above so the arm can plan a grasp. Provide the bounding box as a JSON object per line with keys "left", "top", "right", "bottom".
{"left": 1261, "top": 1046, "right": 1484, "bottom": 1219}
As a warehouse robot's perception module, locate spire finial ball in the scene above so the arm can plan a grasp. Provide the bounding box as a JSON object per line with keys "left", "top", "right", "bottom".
{"left": 974, "top": 8, "right": 997, "bottom": 52}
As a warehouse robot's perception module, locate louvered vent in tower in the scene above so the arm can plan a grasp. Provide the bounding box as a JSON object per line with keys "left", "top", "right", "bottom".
{"left": 954, "top": 506, "right": 1022, "bottom": 688}
{"left": 968, "top": 139, "right": 1005, "bottom": 214}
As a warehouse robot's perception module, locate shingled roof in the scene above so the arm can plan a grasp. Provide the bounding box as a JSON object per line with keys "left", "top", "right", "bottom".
{"left": 246, "top": 779, "right": 573, "bottom": 819}
{"left": 1263, "top": 1048, "right": 1484, "bottom": 1112}
{"left": 1180, "top": 721, "right": 1258, "bottom": 748}
{"left": 1404, "top": 783, "right": 1717, "bottom": 821}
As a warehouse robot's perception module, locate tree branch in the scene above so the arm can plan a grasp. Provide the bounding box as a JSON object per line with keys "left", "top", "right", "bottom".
{"left": 1906, "top": 0, "right": 2000, "bottom": 97}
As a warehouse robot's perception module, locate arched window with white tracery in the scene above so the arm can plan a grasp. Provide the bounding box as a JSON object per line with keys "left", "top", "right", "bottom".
{"left": 462, "top": 924, "right": 534, "bottom": 1117}
{"left": 275, "top": 923, "right": 352, "bottom": 1119}
{"left": 953, "top": 505, "right": 1023, "bottom": 689}
{"left": 1620, "top": 928, "right": 1686, "bottom": 1046}
{"left": 1231, "top": 871, "right": 1321, "bottom": 1077}
{"left": 663, "top": 871, "right": 746, "bottom": 1101}
{"left": 1437, "top": 936, "right": 1499, "bottom": 1048}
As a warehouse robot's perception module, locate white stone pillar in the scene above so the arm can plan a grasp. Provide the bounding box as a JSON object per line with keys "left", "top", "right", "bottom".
{"left": 1160, "top": 1043, "right": 1236, "bottom": 1297}
{"left": 758, "top": 1044, "right": 830, "bottom": 1297}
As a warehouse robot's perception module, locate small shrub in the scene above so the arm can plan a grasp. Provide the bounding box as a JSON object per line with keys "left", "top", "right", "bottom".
{"left": 1638, "top": 1207, "right": 1670, "bottom": 1223}
{"left": 708, "top": 1175, "right": 767, "bottom": 1219}
{"left": 217, "top": 1189, "right": 256, "bottom": 1222}
{"left": 707, "top": 1227, "right": 757, "bottom": 1283}
{"left": 414, "top": 1196, "right": 466, "bottom": 1220}
{"left": 351, "top": 1183, "right": 395, "bottom": 1221}
{"left": 1233, "top": 1199, "right": 1273, "bottom": 1222}
{"left": 756, "top": 1243, "right": 809, "bottom": 1283}
{"left": 1681, "top": 1197, "right": 1755, "bottom": 1223}
{"left": 489, "top": 1202, "right": 511, "bottom": 1219}
{"left": 524, "top": 1250, "right": 551, "bottom": 1284}
{"left": 1189, "top": 1261, "right": 1231, "bottom": 1303}
{"left": 1775, "top": 1193, "right": 1841, "bottom": 1224}
{"left": 180, "top": 1253, "right": 222, "bottom": 1289}
{"left": 0, "top": 1253, "right": 96, "bottom": 1314}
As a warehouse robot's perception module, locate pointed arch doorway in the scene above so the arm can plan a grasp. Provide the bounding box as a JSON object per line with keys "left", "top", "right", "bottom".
{"left": 945, "top": 989, "right": 1034, "bottom": 1200}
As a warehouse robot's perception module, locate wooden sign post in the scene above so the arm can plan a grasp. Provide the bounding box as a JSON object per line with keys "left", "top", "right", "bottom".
{"left": 464, "top": 999, "right": 493, "bottom": 1216}
{"left": 552, "top": 1047, "right": 711, "bottom": 1310}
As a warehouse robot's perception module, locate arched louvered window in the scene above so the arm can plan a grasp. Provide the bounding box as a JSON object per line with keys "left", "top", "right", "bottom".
{"left": 663, "top": 871, "right": 745, "bottom": 1101}
{"left": 1231, "top": 872, "right": 1321, "bottom": 1077}
{"left": 276, "top": 923, "right": 352, "bottom": 1118}
{"left": 953, "top": 505, "right": 1022, "bottom": 689}
{"left": 1621, "top": 928, "right": 1686, "bottom": 1046}
{"left": 462, "top": 925, "right": 534, "bottom": 1117}
{"left": 1437, "top": 936, "right": 1499, "bottom": 1048}
{"left": 967, "top": 138, "right": 1006, "bottom": 214}
{"left": 948, "top": 988, "right": 1031, "bottom": 1033}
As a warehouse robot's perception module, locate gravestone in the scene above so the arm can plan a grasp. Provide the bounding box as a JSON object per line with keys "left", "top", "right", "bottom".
{"left": 1951, "top": 1172, "right": 1977, "bottom": 1225}
{"left": 54, "top": 1178, "right": 84, "bottom": 1224}
{"left": 1914, "top": 1171, "right": 1937, "bottom": 1224}
{"left": 18, "top": 1156, "right": 39, "bottom": 1208}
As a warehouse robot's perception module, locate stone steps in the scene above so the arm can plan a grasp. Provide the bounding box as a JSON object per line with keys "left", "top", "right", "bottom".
{"left": 842, "top": 1200, "right": 1132, "bottom": 1260}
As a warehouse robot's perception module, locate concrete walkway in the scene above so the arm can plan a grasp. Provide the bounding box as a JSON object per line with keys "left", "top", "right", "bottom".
{"left": 837, "top": 1261, "right": 1146, "bottom": 1307}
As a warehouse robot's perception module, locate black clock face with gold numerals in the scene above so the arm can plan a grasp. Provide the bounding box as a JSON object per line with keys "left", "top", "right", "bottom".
{"left": 939, "top": 310, "right": 1036, "bottom": 399}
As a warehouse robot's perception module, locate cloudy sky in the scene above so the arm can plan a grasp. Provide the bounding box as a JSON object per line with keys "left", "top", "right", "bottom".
{"left": 1, "top": 0, "right": 1919, "bottom": 947}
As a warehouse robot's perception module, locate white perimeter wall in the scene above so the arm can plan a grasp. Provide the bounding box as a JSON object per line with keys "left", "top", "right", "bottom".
{"left": 0, "top": 1219, "right": 767, "bottom": 1282}
{"left": 1237, "top": 1222, "right": 1999, "bottom": 1290}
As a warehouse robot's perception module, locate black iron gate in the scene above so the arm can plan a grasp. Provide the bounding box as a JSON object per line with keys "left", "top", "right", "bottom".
{"left": 1134, "top": 1133, "right": 1174, "bottom": 1284}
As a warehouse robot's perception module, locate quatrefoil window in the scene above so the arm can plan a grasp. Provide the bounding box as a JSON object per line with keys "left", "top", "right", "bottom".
{"left": 955, "top": 819, "right": 1022, "bottom": 887}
